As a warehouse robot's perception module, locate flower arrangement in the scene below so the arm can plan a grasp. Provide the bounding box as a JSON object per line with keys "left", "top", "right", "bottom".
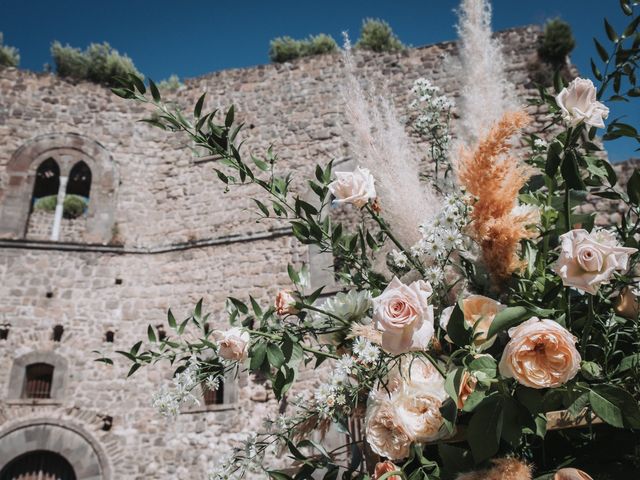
{"left": 104, "top": 1, "right": 640, "bottom": 478}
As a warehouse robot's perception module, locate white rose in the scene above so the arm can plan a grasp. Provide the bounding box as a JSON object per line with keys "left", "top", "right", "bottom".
{"left": 556, "top": 78, "right": 609, "bottom": 129}
{"left": 328, "top": 166, "right": 376, "bottom": 208}
{"left": 214, "top": 327, "right": 250, "bottom": 361}
{"left": 373, "top": 277, "right": 435, "bottom": 355}
{"left": 553, "top": 229, "right": 637, "bottom": 295}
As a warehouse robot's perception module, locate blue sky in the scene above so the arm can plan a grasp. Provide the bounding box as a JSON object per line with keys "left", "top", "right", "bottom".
{"left": 1, "top": 0, "right": 637, "bottom": 161}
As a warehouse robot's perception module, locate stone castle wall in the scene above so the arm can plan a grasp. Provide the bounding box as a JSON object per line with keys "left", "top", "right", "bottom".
{"left": 0, "top": 25, "right": 627, "bottom": 479}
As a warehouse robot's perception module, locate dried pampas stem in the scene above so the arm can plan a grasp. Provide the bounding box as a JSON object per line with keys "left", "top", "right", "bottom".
{"left": 455, "top": 110, "right": 537, "bottom": 283}
{"left": 340, "top": 34, "right": 441, "bottom": 246}
{"left": 455, "top": 457, "right": 532, "bottom": 480}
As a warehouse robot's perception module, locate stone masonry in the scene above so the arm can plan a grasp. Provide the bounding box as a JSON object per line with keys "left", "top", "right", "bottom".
{"left": 0, "top": 25, "right": 633, "bottom": 478}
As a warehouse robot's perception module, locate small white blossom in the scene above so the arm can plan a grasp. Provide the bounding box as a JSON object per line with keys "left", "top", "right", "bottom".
{"left": 391, "top": 249, "right": 409, "bottom": 268}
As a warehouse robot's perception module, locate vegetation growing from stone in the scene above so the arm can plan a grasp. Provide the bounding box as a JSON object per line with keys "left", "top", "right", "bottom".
{"left": 50, "top": 41, "right": 142, "bottom": 86}
{"left": 355, "top": 18, "right": 404, "bottom": 53}
{"left": 538, "top": 18, "right": 576, "bottom": 66}
{"left": 0, "top": 33, "right": 20, "bottom": 67}
{"left": 34, "top": 194, "right": 88, "bottom": 219}
{"left": 158, "top": 74, "right": 183, "bottom": 91}
{"left": 269, "top": 33, "right": 338, "bottom": 63}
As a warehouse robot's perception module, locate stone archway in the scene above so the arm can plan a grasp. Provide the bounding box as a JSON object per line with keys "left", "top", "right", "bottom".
{"left": 0, "top": 420, "right": 111, "bottom": 480}
{"left": 0, "top": 133, "right": 117, "bottom": 243}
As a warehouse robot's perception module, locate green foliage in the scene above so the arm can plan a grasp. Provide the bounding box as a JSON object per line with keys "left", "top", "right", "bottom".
{"left": 538, "top": 18, "right": 576, "bottom": 66}
{"left": 157, "top": 74, "right": 183, "bottom": 91}
{"left": 269, "top": 33, "right": 338, "bottom": 63}
{"left": 51, "top": 41, "right": 142, "bottom": 86}
{"left": 269, "top": 36, "right": 303, "bottom": 63}
{"left": 0, "top": 33, "right": 19, "bottom": 67}
{"left": 355, "top": 18, "right": 404, "bottom": 53}
{"left": 33, "top": 194, "right": 88, "bottom": 219}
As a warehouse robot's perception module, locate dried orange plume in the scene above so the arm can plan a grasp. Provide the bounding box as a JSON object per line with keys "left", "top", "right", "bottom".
{"left": 455, "top": 457, "right": 532, "bottom": 480}
{"left": 455, "top": 111, "right": 538, "bottom": 283}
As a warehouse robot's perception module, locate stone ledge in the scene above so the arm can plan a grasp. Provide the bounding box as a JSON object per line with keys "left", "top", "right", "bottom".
{"left": 0, "top": 227, "right": 292, "bottom": 254}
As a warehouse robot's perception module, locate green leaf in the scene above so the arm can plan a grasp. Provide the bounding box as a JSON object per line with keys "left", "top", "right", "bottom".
{"left": 194, "top": 93, "right": 206, "bottom": 118}
{"left": 127, "top": 363, "right": 142, "bottom": 377}
{"left": 627, "top": 169, "right": 640, "bottom": 204}
{"left": 438, "top": 444, "right": 473, "bottom": 477}
{"left": 589, "top": 388, "right": 623, "bottom": 427}
{"left": 267, "top": 343, "right": 285, "bottom": 368}
{"left": 545, "top": 141, "right": 563, "bottom": 177}
{"left": 594, "top": 38, "right": 609, "bottom": 63}
{"left": 561, "top": 151, "right": 585, "bottom": 190}
{"left": 446, "top": 301, "right": 471, "bottom": 347}
{"left": 487, "top": 306, "right": 530, "bottom": 338}
{"left": 254, "top": 199, "right": 269, "bottom": 217}
{"left": 267, "top": 471, "right": 293, "bottom": 480}
{"left": 147, "top": 325, "right": 157, "bottom": 343}
{"left": 605, "top": 18, "right": 619, "bottom": 42}
{"left": 620, "top": 0, "right": 633, "bottom": 16}
{"left": 149, "top": 79, "right": 161, "bottom": 102}
{"left": 225, "top": 105, "right": 235, "bottom": 128}
{"left": 619, "top": 353, "right": 640, "bottom": 372}
{"left": 467, "top": 396, "right": 503, "bottom": 463}
{"left": 249, "top": 342, "right": 267, "bottom": 371}
{"left": 623, "top": 15, "right": 640, "bottom": 38}
{"left": 590, "top": 59, "right": 603, "bottom": 81}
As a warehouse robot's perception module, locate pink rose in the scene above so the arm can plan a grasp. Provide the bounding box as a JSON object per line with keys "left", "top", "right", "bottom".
{"left": 274, "top": 290, "right": 299, "bottom": 316}
{"left": 554, "top": 229, "right": 636, "bottom": 295}
{"left": 373, "top": 461, "right": 402, "bottom": 480}
{"left": 328, "top": 166, "right": 376, "bottom": 208}
{"left": 457, "top": 370, "right": 477, "bottom": 409}
{"left": 373, "top": 277, "right": 435, "bottom": 354}
{"left": 556, "top": 77, "right": 609, "bottom": 129}
{"left": 365, "top": 397, "right": 412, "bottom": 460}
{"left": 214, "top": 327, "right": 250, "bottom": 361}
{"left": 499, "top": 318, "right": 581, "bottom": 389}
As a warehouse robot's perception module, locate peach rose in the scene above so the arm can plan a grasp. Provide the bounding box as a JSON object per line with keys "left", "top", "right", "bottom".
{"left": 373, "top": 277, "right": 435, "bottom": 355}
{"left": 556, "top": 77, "right": 609, "bottom": 129}
{"left": 373, "top": 461, "right": 402, "bottom": 480}
{"left": 457, "top": 371, "right": 477, "bottom": 409}
{"left": 365, "top": 397, "right": 412, "bottom": 460}
{"left": 554, "top": 229, "right": 637, "bottom": 295}
{"left": 214, "top": 327, "right": 250, "bottom": 361}
{"left": 439, "top": 295, "right": 504, "bottom": 350}
{"left": 498, "top": 318, "right": 581, "bottom": 389}
{"left": 274, "top": 290, "right": 299, "bottom": 316}
{"left": 554, "top": 468, "right": 593, "bottom": 480}
{"left": 374, "top": 359, "right": 448, "bottom": 443}
{"left": 328, "top": 166, "right": 376, "bottom": 208}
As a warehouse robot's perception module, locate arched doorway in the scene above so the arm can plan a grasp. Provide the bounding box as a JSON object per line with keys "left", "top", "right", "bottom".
{"left": 0, "top": 450, "right": 76, "bottom": 480}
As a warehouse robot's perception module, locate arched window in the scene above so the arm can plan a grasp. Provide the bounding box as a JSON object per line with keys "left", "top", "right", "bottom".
{"left": 0, "top": 450, "right": 77, "bottom": 480}
{"left": 66, "top": 161, "right": 92, "bottom": 199}
{"left": 22, "top": 363, "right": 55, "bottom": 399}
{"left": 202, "top": 383, "right": 225, "bottom": 406}
{"left": 30, "top": 158, "right": 60, "bottom": 212}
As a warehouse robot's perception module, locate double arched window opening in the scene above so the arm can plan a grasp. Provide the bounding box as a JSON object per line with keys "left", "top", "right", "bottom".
{"left": 30, "top": 158, "right": 92, "bottom": 241}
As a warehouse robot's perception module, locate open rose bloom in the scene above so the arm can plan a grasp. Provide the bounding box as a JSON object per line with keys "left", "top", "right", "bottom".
{"left": 213, "top": 327, "right": 250, "bottom": 361}
{"left": 499, "top": 318, "right": 581, "bottom": 389}
{"left": 365, "top": 359, "right": 448, "bottom": 459}
{"left": 372, "top": 277, "right": 435, "bottom": 354}
{"left": 554, "top": 229, "right": 637, "bottom": 295}
{"left": 556, "top": 78, "right": 609, "bottom": 128}
{"left": 327, "top": 166, "right": 376, "bottom": 208}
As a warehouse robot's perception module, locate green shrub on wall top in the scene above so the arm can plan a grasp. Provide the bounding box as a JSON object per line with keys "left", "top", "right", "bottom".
{"left": 538, "top": 18, "right": 576, "bottom": 66}
{"left": 33, "top": 195, "right": 88, "bottom": 219}
{"left": 269, "top": 34, "right": 338, "bottom": 63}
{"left": 51, "top": 41, "right": 142, "bottom": 86}
{"left": 355, "top": 18, "right": 405, "bottom": 53}
{"left": 0, "top": 33, "right": 20, "bottom": 68}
